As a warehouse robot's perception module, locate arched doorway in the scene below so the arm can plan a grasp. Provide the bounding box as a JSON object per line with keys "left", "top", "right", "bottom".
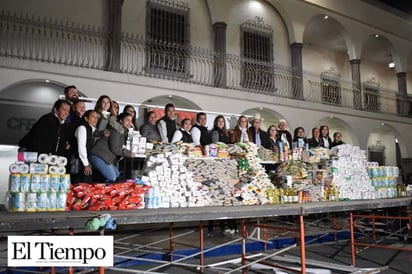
{"left": 366, "top": 123, "right": 401, "bottom": 166}
{"left": 0, "top": 79, "right": 79, "bottom": 145}
{"left": 140, "top": 95, "right": 202, "bottom": 127}
{"left": 242, "top": 107, "right": 283, "bottom": 132}
{"left": 317, "top": 116, "right": 357, "bottom": 146}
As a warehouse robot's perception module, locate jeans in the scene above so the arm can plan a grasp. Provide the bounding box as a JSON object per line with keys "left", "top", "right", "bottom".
{"left": 89, "top": 154, "right": 119, "bottom": 182}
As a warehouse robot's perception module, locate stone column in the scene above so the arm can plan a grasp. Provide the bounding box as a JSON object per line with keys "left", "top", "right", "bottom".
{"left": 397, "top": 72, "right": 409, "bottom": 115}
{"left": 290, "top": 43, "right": 303, "bottom": 99}
{"left": 350, "top": 59, "right": 362, "bottom": 109}
{"left": 213, "top": 22, "right": 227, "bottom": 88}
{"left": 105, "top": 0, "right": 124, "bottom": 72}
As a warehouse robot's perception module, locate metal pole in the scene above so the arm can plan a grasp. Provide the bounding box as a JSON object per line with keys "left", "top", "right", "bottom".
{"left": 299, "top": 214, "right": 306, "bottom": 274}
{"left": 169, "top": 222, "right": 174, "bottom": 262}
{"left": 199, "top": 221, "right": 204, "bottom": 272}
{"left": 241, "top": 219, "right": 247, "bottom": 274}
{"left": 349, "top": 212, "right": 356, "bottom": 266}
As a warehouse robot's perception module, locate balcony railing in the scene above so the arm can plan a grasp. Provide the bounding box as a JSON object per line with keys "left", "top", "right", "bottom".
{"left": 0, "top": 11, "right": 409, "bottom": 117}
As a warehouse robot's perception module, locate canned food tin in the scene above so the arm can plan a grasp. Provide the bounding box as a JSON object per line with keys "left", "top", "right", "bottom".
{"left": 25, "top": 193, "right": 37, "bottom": 212}
{"left": 47, "top": 192, "right": 57, "bottom": 211}
{"left": 50, "top": 174, "right": 60, "bottom": 192}
{"left": 36, "top": 192, "right": 48, "bottom": 211}
{"left": 20, "top": 174, "right": 31, "bottom": 193}
{"left": 30, "top": 174, "right": 41, "bottom": 193}
{"left": 39, "top": 174, "right": 50, "bottom": 193}
{"left": 60, "top": 174, "right": 71, "bottom": 193}
{"left": 11, "top": 192, "right": 25, "bottom": 212}
{"left": 56, "top": 192, "right": 67, "bottom": 211}
{"left": 9, "top": 174, "right": 21, "bottom": 193}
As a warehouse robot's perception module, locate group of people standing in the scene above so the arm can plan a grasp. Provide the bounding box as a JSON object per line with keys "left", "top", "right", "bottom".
{"left": 153, "top": 103, "right": 345, "bottom": 154}
{"left": 18, "top": 85, "right": 345, "bottom": 185}
{"left": 19, "top": 86, "right": 139, "bottom": 184}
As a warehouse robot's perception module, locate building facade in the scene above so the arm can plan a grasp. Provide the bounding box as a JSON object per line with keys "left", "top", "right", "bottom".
{"left": 0, "top": 0, "right": 411, "bottom": 170}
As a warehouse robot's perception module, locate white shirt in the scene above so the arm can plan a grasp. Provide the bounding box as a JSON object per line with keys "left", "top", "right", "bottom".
{"left": 171, "top": 129, "right": 191, "bottom": 144}
{"left": 322, "top": 136, "right": 330, "bottom": 148}
{"left": 75, "top": 125, "right": 96, "bottom": 166}
{"left": 240, "top": 128, "right": 249, "bottom": 143}
{"left": 157, "top": 119, "right": 169, "bottom": 143}
{"left": 190, "top": 125, "right": 202, "bottom": 146}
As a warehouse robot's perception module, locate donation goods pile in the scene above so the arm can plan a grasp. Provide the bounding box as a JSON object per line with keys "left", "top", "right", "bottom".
{"left": 67, "top": 182, "right": 150, "bottom": 210}
{"left": 141, "top": 142, "right": 274, "bottom": 207}
{"left": 8, "top": 152, "right": 70, "bottom": 212}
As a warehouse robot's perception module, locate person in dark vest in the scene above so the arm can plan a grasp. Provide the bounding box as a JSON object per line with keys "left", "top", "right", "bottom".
{"left": 19, "top": 99, "right": 71, "bottom": 155}
{"left": 191, "top": 112, "right": 211, "bottom": 147}
{"left": 157, "top": 103, "right": 177, "bottom": 143}
{"left": 171, "top": 118, "right": 193, "bottom": 143}
{"left": 210, "top": 115, "right": 229, "bottom": 144}
{"left": 71, "top": 110, "right": 98, "bottom": 183}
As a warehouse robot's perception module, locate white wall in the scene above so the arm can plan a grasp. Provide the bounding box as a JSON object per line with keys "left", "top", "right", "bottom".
{"left": 223, "top": 0, "right": 291, "bottom": 65}
{"left": 1, "top": 0, "right": 106, "bottom": 29}
{"left": 302, "top": 46, "right": 351, "bottom": 79}
{"left": 122, "top": 0, "right": 146, "bottom": 36}
{"left": 361, "top": 60, "right": 398, "bottom": 91}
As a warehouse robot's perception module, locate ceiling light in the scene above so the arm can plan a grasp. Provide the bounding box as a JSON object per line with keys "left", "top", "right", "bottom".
{"left": 324, "top": 15, "right": 328, "bottom": 19}
{"left": 375, "top": 34, "right": 379, "bottom": 38}
{"left": 381, "top": 122, "right": 385, "bottom": 126}
{"left": 45, "top": 80, "right": 50, "bottom": 83}
{"left": 388, "top": 62, "right": 395, "bottom": 69}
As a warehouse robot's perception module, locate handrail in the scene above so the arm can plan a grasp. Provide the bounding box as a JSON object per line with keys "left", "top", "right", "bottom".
{"left": 0, "top": 11, "right": 409, "bottom": 117}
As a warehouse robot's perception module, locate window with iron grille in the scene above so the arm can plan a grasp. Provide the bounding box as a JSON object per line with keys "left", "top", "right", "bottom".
{"left": 320, "top": 69, "right": 341, "bottom": 105}
{"left": 240, "top": 17, "right": 274, "bottom": 92}
{"left": 362, "top": 77, "right": 380, "bottom": 112}
{"left": 146, "top": 0, "right": 189, "bottom": 75}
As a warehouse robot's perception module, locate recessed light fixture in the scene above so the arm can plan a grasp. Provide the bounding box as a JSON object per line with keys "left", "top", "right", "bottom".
{"left": 259, "top": 107, "right": 263, "bottom": 110}
{"left": 381, "top": 122, "right": 385, "bottom": 126}
{"left": 324, "top": 15, "right": 328, "bottom": 19}
{"left": 329, "top": 115, "right": 333, "bottom": 119}
{"left": 375, "top": 34, "right": 380, "bottom": 38}
{"left": 45, "top": 80, "right": 50, "bottom": 83}
{"left": 168, "top": 95, "right": 172, "bottom": 98}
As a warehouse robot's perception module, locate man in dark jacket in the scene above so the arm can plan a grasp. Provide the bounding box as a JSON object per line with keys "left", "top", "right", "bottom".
{"left": 19, "top": 99, "right": 71, "bottom": 155}
{"left": 248, "top": 113, "right": 270, "bottom": 148}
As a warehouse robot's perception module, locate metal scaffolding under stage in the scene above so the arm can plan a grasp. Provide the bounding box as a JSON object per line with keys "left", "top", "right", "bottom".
{"left": 1, "top": 198, "right": 411, "bottom": 273}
